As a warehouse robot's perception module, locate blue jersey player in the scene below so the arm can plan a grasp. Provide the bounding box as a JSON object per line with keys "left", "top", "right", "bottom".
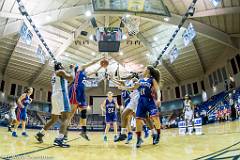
{"left": 12, "top": 87, "right": 33, "bottom": 137}
{"left": 68, "top": 57, "right": 103, "bottom": 141}
{"left": 120, "top": 66, "right": 161, "bottom": 148}
{"left": 101, "top": 91, "right": 119, "bottom": 142}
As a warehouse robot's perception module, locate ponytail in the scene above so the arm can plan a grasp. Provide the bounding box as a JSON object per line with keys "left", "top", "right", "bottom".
{"left": 147, "top": 66, "right": 160, "bottom": 83}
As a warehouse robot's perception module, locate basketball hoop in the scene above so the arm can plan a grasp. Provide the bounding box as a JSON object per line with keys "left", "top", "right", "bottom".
{"left": 122, "top": 16, "right": 141, "bottom": 36}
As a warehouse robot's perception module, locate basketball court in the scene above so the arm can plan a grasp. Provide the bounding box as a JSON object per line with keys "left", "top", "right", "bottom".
{"left": 0, "top": 0, "right": 240, "bottom": 159}
{"left": 0, "top": 121, "right": 239, "bottom": 160}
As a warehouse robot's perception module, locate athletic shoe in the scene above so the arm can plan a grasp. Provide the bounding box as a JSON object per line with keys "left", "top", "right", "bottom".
{"left": 136, "top": 138, "right": 143, "bottom": 148}
{"left": 114, "top": 135, "right": 118, "bottom": 142}
{"left": 80, "top": 132, "right": 90, "bottom": 141}
{"left": 104, "top": 135, "right": 107, "bottom": 142}
{"left": 125, "top": 132, "right": 133, "bottom": 144}
{"left": 114, "top": 134, "right": 127, "bottom": 142}
{"left": 12, "top": 131, "right": 18, "bottom": 137}
{"left": 22, "top": 132, "right": 28, "bottom": 137}
{"left": 153, "top": 134, "right": 160, "bottom": 145}
{"left": 54, "top": 138, "right": 70, "bottom": 148}
{"left": 8, "top": 126, "right": 12, "bottom": 132}
{"left": 143, "top": 126, "right": 149, "bottom": 138}
{"left": 35, "top": 132, "right": 44, "bottom": 143}
{"left": 63, "top": 135, "right": 68, "bottom": 141}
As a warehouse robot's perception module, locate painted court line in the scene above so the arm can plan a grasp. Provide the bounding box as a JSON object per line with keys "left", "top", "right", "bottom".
{"left": 193, "top": 141, "right": 240, "bottom": 160}
{"left": 0, "top": 136, "right": 82, "bottom": 160}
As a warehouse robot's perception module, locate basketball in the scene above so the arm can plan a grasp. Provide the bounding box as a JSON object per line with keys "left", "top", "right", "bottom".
{"left": 100, "top": 59, "right": 109, "bottom": 68}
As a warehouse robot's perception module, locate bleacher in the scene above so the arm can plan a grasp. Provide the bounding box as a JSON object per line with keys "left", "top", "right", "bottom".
{"left": 0, "top": 87, "right": 239, "bottom": 131}
{"left": 196, "top": 87, "right": 240, "bottom": 122}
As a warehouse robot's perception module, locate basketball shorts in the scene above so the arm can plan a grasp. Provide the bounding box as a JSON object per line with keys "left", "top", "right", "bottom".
{"left": 184, "top": 110, "right": 194, "bottom": 121}
{"left": 69, "top": 85, "right": 87, "bottom": 107}
{"left": 105, "top": 113, "right": 117, "bottom": 123}
{"left": 51, "top": 93, "right": 71, "bottom": 115}
{"left": 136, "top": 97, "right": 159, "bottom": 119}
{"left": 126, "top": 92, "right": 140, "bottom": 112}
{"left": 16, "top": 107, "right": 27, "bottom": 121}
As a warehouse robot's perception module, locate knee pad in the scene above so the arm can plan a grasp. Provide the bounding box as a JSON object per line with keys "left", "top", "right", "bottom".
{"left": 80, "top": 109, "right": 87, "bottom": 119}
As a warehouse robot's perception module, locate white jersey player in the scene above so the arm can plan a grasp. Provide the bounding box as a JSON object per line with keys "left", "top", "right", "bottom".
{"left": 51, "top": 72, "right": 70, "bottom": 115}
{"left": 183, "top": 95, "right": 195, "bottom": 133}
{"left": 35, "top": 62, "right": 73, "bottom": 147}
{"left": 126, "top": 78, "right": 140, "bottom": 112}
{"left": 8, "top": 101, "right": 17, "bottom": 132}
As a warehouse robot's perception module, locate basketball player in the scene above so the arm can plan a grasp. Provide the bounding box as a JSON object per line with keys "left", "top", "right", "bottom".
{"left": 112, "top": 76, "right": 139, "bottom": 143}
{"left": 183, "top": 95, "right": 195, "bottom": 134}
{"left": 101, "top": 91, "right": 119, "bottom": 142}
{"left": 12, "top": 87, "right": 33, "bottom": 137}
{"left": 119, "top": 66, "right": 161, "bottom": 148}
{"left": 110, "top": 74, "right": 151, "bottom": 143}
{"left": 8, "top": 100, "right": 17, "bottom": 132}
{"left": 35, "top": 62, "right": 73, "bottom": 147}
{"left": 68, "top": 57, "right": 104, "bottom": 141}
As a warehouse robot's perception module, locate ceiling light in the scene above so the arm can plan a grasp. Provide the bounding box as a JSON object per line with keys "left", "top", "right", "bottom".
{"left": 146, "top": 53, "right": 150, "bottom": 56}
{"left": 91, "top": 52, "right": 96, "bottom": 56}
{"left": 85, "top": 10, "right": 92, "bottom": 17}
{"left": 164, "top": 17, "right": 170, "bottom": 22}
{"left": 140, "top": 64, "right": 144, "bottom": 67}
{"left": 119, "top": 51, "right": 123, "bottom": 56}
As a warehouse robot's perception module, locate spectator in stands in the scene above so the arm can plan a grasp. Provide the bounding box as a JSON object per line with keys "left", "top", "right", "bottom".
{"left": 223, "top": 107, "right": 228, "bottom": 121}
{"left": 236, "top": 96, "right": 240, "bottom": 119}
{"left": 224, "top": 80, "right": 229, "bottom": 92}
{"left": 200, "top": 109, "right": 208, "bottom": 125}
{"left": 229, "top": 93, "right": 237, "bottom": 121}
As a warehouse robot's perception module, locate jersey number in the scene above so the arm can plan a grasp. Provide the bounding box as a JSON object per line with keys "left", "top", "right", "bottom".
{"left": 108, "top": 108, "right": 114, "bottom": 113}
{"left": 140, "top": 88, "right": 145, "bottom": 95}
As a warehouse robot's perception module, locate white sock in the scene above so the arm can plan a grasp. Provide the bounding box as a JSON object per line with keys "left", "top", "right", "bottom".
{"left": 121, "top": 128, "right": 126, "bottom": 135}
{"left": 151, "top": 129, "right": 157, "bottom": 135}
{"left": 57, "top": 133, "right": 64, "bottom": 139}
{"left": 40, "top": 128, "right": 45, "bottom": 135}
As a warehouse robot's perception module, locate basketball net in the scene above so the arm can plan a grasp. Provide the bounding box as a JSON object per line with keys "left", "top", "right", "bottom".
{"left": 122, "top": 16, "right": 141, "bottom": 36}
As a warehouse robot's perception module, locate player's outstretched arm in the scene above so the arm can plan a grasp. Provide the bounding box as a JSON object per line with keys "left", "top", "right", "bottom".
{"left": 118, "top": 82, "right": 140, "bottom": 91}
{"left": 87, "top": 66, "right": 102, "bottom": 77}
{"left": 109, "top": 76, "right": 124, "bottom": 86}
{"left": 81, "top": 57, "right": 104, "bottom": 70}
{"left": 56, "top": 70, "right": 74, "bottom": 83}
